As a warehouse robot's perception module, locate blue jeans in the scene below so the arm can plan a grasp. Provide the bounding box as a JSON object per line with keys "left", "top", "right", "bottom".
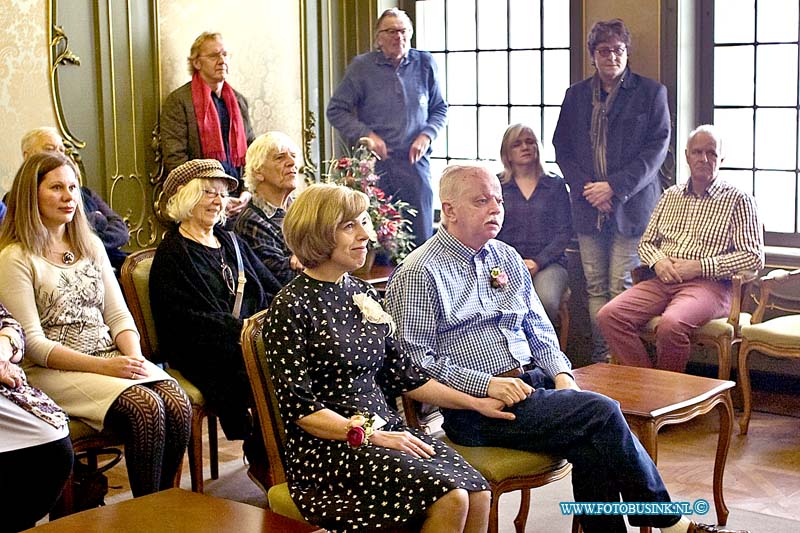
{"left": 577, "top": 228, "right": 641, "bottom": 361}
{"left": 532, "top": 263, "right": 569, "bottom": 326}
{"left": 441, "top": 369, "right": 679, "bottom": 532}
{"left": 376, "top": 156, "right": 433, "bottom": 247}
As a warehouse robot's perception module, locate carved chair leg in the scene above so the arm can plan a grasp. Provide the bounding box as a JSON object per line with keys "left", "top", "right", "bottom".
{"left": 208, "top": 415, "right": 219, "bottom": 480}
{"left": 188, "top": 409, "right": 205, "bottom": 493}
{"left": 514, "top": 488, "right": 532, "bottom": 533}
{"left": 738, "top": 342, "right": 754, "bottom": 435}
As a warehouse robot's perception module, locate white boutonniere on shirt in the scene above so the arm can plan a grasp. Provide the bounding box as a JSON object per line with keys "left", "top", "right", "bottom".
{"left": 353, "top": 293, "right": 396, "bottom": 336}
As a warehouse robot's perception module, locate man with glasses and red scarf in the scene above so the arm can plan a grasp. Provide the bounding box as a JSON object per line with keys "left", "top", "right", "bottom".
{"left": 161, "top": 31, "right": 255, "bottom": 222}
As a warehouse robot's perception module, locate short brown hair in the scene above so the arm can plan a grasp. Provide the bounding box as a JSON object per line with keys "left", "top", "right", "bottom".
{"left": 187, "top": 31, "right": 222, "bottom": 76}
{"left": 283, "top": 184, "right": 369, "bottom": 269}
{"left": 586, "top": 19, "right": 631, "bottom": 57}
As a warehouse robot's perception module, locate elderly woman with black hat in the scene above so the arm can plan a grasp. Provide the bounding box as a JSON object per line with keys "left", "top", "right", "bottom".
{"left": 149, "top": 158, "right": 281, "bottom": 490}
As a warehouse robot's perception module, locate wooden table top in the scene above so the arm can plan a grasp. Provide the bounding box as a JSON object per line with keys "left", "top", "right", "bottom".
{"left": 359, "top": 265, "right": 394, "bottom": 285}
{"left": 572, "top": 363, "right": 735, "bottom": 419}
{"left": 26, "top": 488, "right": 324, "bottom": 533}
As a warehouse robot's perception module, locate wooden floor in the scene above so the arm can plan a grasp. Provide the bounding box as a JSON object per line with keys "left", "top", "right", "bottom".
{"left": 102, "top": 396, "right": 800, "bottom": 524}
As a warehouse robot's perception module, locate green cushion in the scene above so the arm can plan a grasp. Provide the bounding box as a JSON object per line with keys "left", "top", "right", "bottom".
{"left": 166, "top": 368, "right": 206, "bottom": 406}
{"left": 268, "top": 483, "right": 305, "bottom": 522}
{"left": 69, "top": 419, "right": 101, "bottom": 441}
{"left": 742, "top": 315, "right": 800, "bottom": 347}
{"left": 442, "top": 436, "right": 567, "bottom": 482}
{"left": 643, "top": 313, "right": 751, "bottom": 338}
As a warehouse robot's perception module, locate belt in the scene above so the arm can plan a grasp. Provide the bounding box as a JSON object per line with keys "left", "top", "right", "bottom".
{"left": 495, "top": 363, "right": 536, "bottom": 378}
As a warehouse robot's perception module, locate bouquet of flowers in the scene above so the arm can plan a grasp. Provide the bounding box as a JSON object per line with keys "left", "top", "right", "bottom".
{"left": 321, "top": 140, "right": 416, "bottom": 262}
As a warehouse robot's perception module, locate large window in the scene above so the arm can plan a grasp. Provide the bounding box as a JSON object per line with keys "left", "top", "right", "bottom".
{"left": 414, "top": 0, "right": 571, "bottom": 205}
{"left": 712, "top": 0, "right": 800, "bottom": 246}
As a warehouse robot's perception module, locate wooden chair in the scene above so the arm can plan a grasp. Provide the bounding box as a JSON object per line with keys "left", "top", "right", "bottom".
{"left": 120, "top": 249, "right": 219, "bottom": 493}
{"left": 738, "top": 268, "right": 800, "bottom": 434}
{"left": 49, "top": 420, "right": 122, "bottom": 518}
{"left": 557, "top": 287, "right": 571, "bottom": 352}
{"left": 239, "top": 309, "right": 311, "bottom": 522}
{"left": 627, "top": 265, "right": 759, "bottom": 379}
{"left": 402, "top": 397, "right": 572, "bottom": 533}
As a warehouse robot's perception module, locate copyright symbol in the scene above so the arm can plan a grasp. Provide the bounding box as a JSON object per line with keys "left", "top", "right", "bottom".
{"left": 693, "top": 499, "right": 710, "bottom": 515}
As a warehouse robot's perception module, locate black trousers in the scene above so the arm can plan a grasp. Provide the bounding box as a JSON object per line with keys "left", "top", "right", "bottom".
{"left": 0, "top": 436, "right": 73, "bottom": 533}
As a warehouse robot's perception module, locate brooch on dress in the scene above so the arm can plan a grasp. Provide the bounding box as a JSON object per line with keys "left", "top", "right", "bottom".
{"left": 353, "top": 293, "right": 396, "bottom": 336}
{"left": 490, "top": 267, "right": 509, "bottom": 289}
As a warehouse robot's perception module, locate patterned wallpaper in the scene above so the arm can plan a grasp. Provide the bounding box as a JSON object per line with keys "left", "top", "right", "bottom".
{"left": 0, "top": 0, "right": 57, "bottom": 194}
{"left": 0, "top": 0, "right": 304, "bottom": 195}
{"left": 158, "top": 0, "right": 303, "bottom": 159}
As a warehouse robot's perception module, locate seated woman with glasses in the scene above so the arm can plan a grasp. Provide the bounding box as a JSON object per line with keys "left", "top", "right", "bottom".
{"left": 496, "top": 124, "right": 573, "bottom": 326}
{"left": 149, "top": 159, "right": 282, "bottom": 491}
{"left": 0, "top": 152, "right": 190, "bottom": 498}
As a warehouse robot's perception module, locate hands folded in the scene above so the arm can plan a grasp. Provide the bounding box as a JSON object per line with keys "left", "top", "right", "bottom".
{"left": 102, "top": 355, "right": 150, "bottom": 380}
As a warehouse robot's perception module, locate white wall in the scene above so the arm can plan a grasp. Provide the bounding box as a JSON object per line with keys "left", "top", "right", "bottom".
{"left": 0, "top": 0, "right": 56, "bottom": 192}
{"left": 158, "top": 0, "right": 303, "bottom": 147}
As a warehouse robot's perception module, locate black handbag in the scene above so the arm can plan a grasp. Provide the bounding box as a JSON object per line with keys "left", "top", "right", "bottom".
{"left": 71, "top": 447, "right": 123, "bottom": 511}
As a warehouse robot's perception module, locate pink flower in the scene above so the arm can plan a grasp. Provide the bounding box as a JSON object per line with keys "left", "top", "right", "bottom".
{"left": 346, "top": 426, "right": 366, "bottom": 448}
{"left": 490, "top": 267, "right": 509, "bottom": 289}
{"left": 359, "top": 160, "right": 373, "bottom": 175}
{"left": 337, "top": 157, "right": 351, "bottom": 169}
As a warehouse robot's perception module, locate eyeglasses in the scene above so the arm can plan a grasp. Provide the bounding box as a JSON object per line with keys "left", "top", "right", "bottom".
{"left": 202, "top": 189, "right": 229, "bottom": 200}
{"left": 595, "top": 46, "right": 626, "bottom": 58}
{"left": 199, "top": 51, "right": 231, "bottom": 61}
{"left": 379, "top": 28, "right": 411, "bottom": 37}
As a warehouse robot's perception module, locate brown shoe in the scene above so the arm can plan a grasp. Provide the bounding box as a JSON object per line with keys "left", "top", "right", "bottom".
{"left": 687, "top": 522, "right": 749, "bottom": 533}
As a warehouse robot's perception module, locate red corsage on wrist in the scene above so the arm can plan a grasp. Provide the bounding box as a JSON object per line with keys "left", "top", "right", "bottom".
{"left": 346, "top": 413, "right": 375, "bottom": 448}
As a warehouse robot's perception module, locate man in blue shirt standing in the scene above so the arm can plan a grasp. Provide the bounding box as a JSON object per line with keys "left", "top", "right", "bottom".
{"left": 327, "top": 8, "right": 447, "bottom": 247}
{"left": 385, "top": 164, "right": 747, "bottom": 533}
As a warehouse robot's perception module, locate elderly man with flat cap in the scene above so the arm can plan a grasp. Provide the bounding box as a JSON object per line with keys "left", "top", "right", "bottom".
{"left": 149, "top": 158, "right": 281, "bottom": 492}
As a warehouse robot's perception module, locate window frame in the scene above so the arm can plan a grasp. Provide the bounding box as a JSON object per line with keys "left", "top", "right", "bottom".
{"left": 700, "top": 0, "right": 800, "bottom": 248}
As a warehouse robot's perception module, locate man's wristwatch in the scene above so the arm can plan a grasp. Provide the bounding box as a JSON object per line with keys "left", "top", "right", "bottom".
{"left": 0, "top": 332, "right": 22, "bottom": 360}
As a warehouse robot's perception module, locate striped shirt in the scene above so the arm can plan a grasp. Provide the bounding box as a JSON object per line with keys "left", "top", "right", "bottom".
{"left": 638, "top": 179, "right": 764, "bottom": 279}
{"left": 385, "top": 227, "right": 572, "bottom": 397}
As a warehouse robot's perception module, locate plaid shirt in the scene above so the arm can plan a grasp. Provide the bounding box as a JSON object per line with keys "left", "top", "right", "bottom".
{"left": 638, "top": 179, "right": 764, "bottom": 279}
{"left": 234, "top": 196, "right": 296, "bottom": 286}
{"left": 385, "top": 227, "right": 572, "bottom": 397}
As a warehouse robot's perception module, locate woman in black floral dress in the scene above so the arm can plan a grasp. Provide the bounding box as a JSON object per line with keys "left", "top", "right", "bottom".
{"left": 263, "top": 184, "right": 514, "bottom": 532}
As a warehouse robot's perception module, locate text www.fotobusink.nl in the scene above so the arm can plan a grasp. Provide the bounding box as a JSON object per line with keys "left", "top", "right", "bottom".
{"left": 560, "top": 499, "right": 710, "bottom": 516}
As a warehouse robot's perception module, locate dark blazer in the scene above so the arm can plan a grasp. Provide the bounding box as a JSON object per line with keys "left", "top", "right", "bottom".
{"left": 160, "top": 81, "right": 255, "bottom": 177}
{"left": 553, "top": 71, "right": 671, "bottom": 237}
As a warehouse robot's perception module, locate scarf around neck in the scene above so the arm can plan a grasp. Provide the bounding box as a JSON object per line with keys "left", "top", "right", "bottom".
{"left": 590, "top": 67, "right": 628, "bottom": 181}
{"left": 190, "top": 71, "right": 247, "bottom": 168}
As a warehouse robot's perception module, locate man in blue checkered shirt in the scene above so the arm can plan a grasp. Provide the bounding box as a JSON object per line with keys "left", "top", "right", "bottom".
{"left": 385, "top": 164, "right": 746, "bottom": 533}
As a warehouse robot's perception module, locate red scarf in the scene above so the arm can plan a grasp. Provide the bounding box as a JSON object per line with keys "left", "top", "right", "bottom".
{"left": 190, "top": 71, "right": 247, "bottom": 167}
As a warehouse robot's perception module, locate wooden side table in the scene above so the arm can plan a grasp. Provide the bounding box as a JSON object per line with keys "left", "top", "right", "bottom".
{"left": 25, "top": 488, "right": 325, "bottom": 532}
{"left": 572, "top": 363, "right": 735, "bottom": 527}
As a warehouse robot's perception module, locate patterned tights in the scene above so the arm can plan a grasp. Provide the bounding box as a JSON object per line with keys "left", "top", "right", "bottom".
{"left": 105, "top": 381, "right": 191, "bottom": 497}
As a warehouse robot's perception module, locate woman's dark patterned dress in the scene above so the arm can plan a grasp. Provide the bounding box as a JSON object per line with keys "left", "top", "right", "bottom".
{"left": 263, "top": 273, "right": 488, "bottom": 532}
